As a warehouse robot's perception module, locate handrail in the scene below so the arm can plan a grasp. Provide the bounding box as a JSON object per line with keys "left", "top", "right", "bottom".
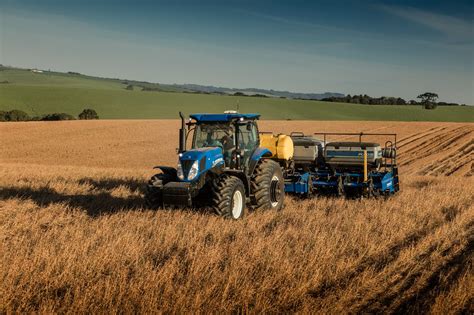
{"left": 313, "top": 132, "right": 397, "bottom": 148}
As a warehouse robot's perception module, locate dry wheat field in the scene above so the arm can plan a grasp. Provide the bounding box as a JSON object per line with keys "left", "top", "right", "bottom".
{"left": 1, "top": 120, "right": 473, "bottom": 313}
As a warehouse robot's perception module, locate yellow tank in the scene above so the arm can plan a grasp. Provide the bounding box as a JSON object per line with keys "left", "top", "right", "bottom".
{"left": 260, "top": 133, "right": 294, "bottom": 161}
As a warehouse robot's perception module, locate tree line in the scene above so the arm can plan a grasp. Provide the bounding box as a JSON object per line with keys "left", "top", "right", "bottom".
{"left": 0, "top": 108, "right": 99, "bottom": 122}
{"left": 321, "top": 92, "right": 462, "bottom": 108}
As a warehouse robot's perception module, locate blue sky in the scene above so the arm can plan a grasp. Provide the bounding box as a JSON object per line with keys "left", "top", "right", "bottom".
{"left": 1, "top": 0, "right": 473, "bottom": 103}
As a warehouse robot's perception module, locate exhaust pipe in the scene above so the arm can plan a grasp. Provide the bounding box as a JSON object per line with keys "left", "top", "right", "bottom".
{"left": 179, "top": 112, "right": 186, "bottom": 153}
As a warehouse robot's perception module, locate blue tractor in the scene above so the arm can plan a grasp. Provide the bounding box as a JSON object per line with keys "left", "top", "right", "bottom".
{"left": 145, "top": 112, "right": 285, "bottom": 219}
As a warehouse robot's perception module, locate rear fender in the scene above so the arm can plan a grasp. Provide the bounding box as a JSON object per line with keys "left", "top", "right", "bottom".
{"left": 249, "top": 147, "right": 272, "bottom": 175}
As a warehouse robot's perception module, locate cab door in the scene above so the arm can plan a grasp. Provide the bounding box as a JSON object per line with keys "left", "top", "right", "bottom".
{"left": 237, "top": 121, "right": 259, "bottom": 171}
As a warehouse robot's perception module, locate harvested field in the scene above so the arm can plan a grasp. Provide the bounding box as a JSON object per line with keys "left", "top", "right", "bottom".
{"left": 1, "top": 120, "right": 473, "bottom": 313}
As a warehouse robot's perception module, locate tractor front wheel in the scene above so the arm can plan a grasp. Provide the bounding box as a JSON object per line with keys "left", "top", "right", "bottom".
{"left": 251, "top": 159, "right": 285, "bottom": 211}
{"left": 211, "top": 175, "right": 246, "bottom": 219}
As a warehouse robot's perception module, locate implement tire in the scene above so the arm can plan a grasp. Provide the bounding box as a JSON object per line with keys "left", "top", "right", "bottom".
{"left": 251, "top": 159, "right": 285, "bottom": 211}
{"left": 211, "top": 175, "right": 246, "bottom": 219}
{"left": 145, "top": 173, "right": 171, "bottom": 209}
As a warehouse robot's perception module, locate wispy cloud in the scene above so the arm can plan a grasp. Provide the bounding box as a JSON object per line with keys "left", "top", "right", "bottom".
{"left": 242, "top": 10, "right": 335, "bottom": 32}
{"left": 235, "top": 9, "right": 371, "bottom": 39}
{"left": 378, "top": 5, "right": 473, "bottom": 40}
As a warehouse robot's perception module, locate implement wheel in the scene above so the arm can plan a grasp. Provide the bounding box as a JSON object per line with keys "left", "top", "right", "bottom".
{"left": 251, "top": 159, "right": 285, "bottom": 211}
{"left": 361, "top": 179, "right": 380, "bottom": 199}
{"left": 337, "top": 177, "right": 345, "bottom": 197}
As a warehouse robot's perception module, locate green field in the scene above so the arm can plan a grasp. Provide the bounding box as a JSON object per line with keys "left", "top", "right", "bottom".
{"left": 1, "top": 68, "right": 473, "bottom": 121}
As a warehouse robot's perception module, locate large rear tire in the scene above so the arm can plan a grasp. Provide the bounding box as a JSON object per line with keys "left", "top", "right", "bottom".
{"left": 251, "top": 159, "right": 285, "bottom": 211}
{"left": 211, "top": 175, "right": 246, "bottom": 219}
{"left": 145, "top": 173, "right": 172, "bottom": 209}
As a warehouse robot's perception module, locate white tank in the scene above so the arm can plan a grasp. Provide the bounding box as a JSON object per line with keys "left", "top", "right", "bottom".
{"left": 291, "top": 134, "right": 324, "bottom": 164}
{"left": 324, "top": 142, "right": 382, "bottom": 167}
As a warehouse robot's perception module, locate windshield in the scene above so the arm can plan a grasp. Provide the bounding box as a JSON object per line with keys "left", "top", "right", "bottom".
{"left": 193, "top": 123, "right": 235, "bottom": 150}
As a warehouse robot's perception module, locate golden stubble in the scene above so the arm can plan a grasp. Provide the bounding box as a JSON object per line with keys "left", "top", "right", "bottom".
{"left": 1, "top": 120, "right": 473, "bottom": 313}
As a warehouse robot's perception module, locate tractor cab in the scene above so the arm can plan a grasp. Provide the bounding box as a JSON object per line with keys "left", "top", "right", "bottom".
{"left": 186, "top": 112, "right": 261, "bottom": 171}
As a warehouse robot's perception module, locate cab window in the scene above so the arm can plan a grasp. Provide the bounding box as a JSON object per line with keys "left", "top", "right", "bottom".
{"left": 193, "top": 124, "right": 234, "bottom": 150}
{"left": 238, "top": 122, "right": 258, "bottom": 150}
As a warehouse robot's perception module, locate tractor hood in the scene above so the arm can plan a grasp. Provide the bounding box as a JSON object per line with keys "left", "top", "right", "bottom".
{"left": 179, "top": 147, "right": 224, "bottom": 181}
{"left": 180, "top": 147, "right": 223, "bottom": 162}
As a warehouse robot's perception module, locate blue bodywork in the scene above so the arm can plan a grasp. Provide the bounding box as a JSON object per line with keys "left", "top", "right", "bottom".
{"left": 190, "top": 113, "right": 260, "bottom": 122}
{"left": 251, "top": 147, "right": 272, "bottom": 161}
{"left": 179, "top": 147, "right": 224, "bottom": 182}
{"left": 248, "top": 147, "right": 272, "bottom": 175}
{"left": 284, "top": 172, "right": 311, "bottom": 194}
{"left": 285, "top": 169, "right": 398, "bottom": 195}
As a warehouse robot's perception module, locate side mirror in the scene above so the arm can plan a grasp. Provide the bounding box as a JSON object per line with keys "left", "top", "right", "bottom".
{"left": 246, "top": 122, "right": 253, "bottom": 131}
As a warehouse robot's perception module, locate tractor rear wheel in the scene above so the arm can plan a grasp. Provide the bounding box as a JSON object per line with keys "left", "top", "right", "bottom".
{"left": 251, "top": 159, "right": 285, "bottom": 211}
{"left": 211, "top": 175, "right": 246, "bottom": 219}
{"left": 145, "top": 173, "right": 172, "bottom": 209}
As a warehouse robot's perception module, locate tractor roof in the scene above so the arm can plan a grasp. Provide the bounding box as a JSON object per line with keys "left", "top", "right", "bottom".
{"left": 190, "top": 113, "right": 260, "bottom": 122}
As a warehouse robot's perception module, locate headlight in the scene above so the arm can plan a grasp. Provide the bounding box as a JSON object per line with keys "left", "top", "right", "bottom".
{"left": 187, "top": 160, "right": 199, "bottom": 180}
{"left": 177, "top": 161, "right": 184, "bottom": 180}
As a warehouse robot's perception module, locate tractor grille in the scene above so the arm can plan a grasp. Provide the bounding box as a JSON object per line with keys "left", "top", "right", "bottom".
{"left": 181, "top": 160, "right": 194, "bottom": 177}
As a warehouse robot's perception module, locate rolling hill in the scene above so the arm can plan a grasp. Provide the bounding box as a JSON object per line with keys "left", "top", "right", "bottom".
{"left": 0, "top": 66, "right": 473, "bottom": 122}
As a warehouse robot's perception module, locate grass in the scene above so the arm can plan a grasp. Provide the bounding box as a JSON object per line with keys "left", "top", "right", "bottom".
{"left": 1, "top": 120, "right": 473, "bottom": 313}
{"left": 1, "top": 68, "right": 473, "bottom": 121}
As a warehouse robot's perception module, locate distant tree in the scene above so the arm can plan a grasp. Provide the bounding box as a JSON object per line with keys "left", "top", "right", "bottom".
{"left": 0, "top": 111, "right": 6, "bottom": 121}
{"left": 41, "top": 113, "right": 76, "bottom": 121}
{"left": 396, "top": 97, "right": 406, "bottom": 105}
{"left": 233, "top": 92, "right": 245, "bottom": 96}
{"left": 125, "top": 84, "right": 133, "bottom": 90}
{"left": 141, "top": 86, "right": 161, "bottom": 92}
{"left": 360, "top": 94, "right": 370, "bottom": 104}
{"left": 437, "top": 102, "right": 459, "bottom": 106}
{"left": 417, "top": 92, "right": 438, "bottom": 110}
{"left": 321, "top": 94, "right": 415, "bottom": 106}
{"left": 5, "top": 110, "right": 30, "bottom": 121}
{"left": 78, "top": 109, "right": 99, "bottom": 120}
